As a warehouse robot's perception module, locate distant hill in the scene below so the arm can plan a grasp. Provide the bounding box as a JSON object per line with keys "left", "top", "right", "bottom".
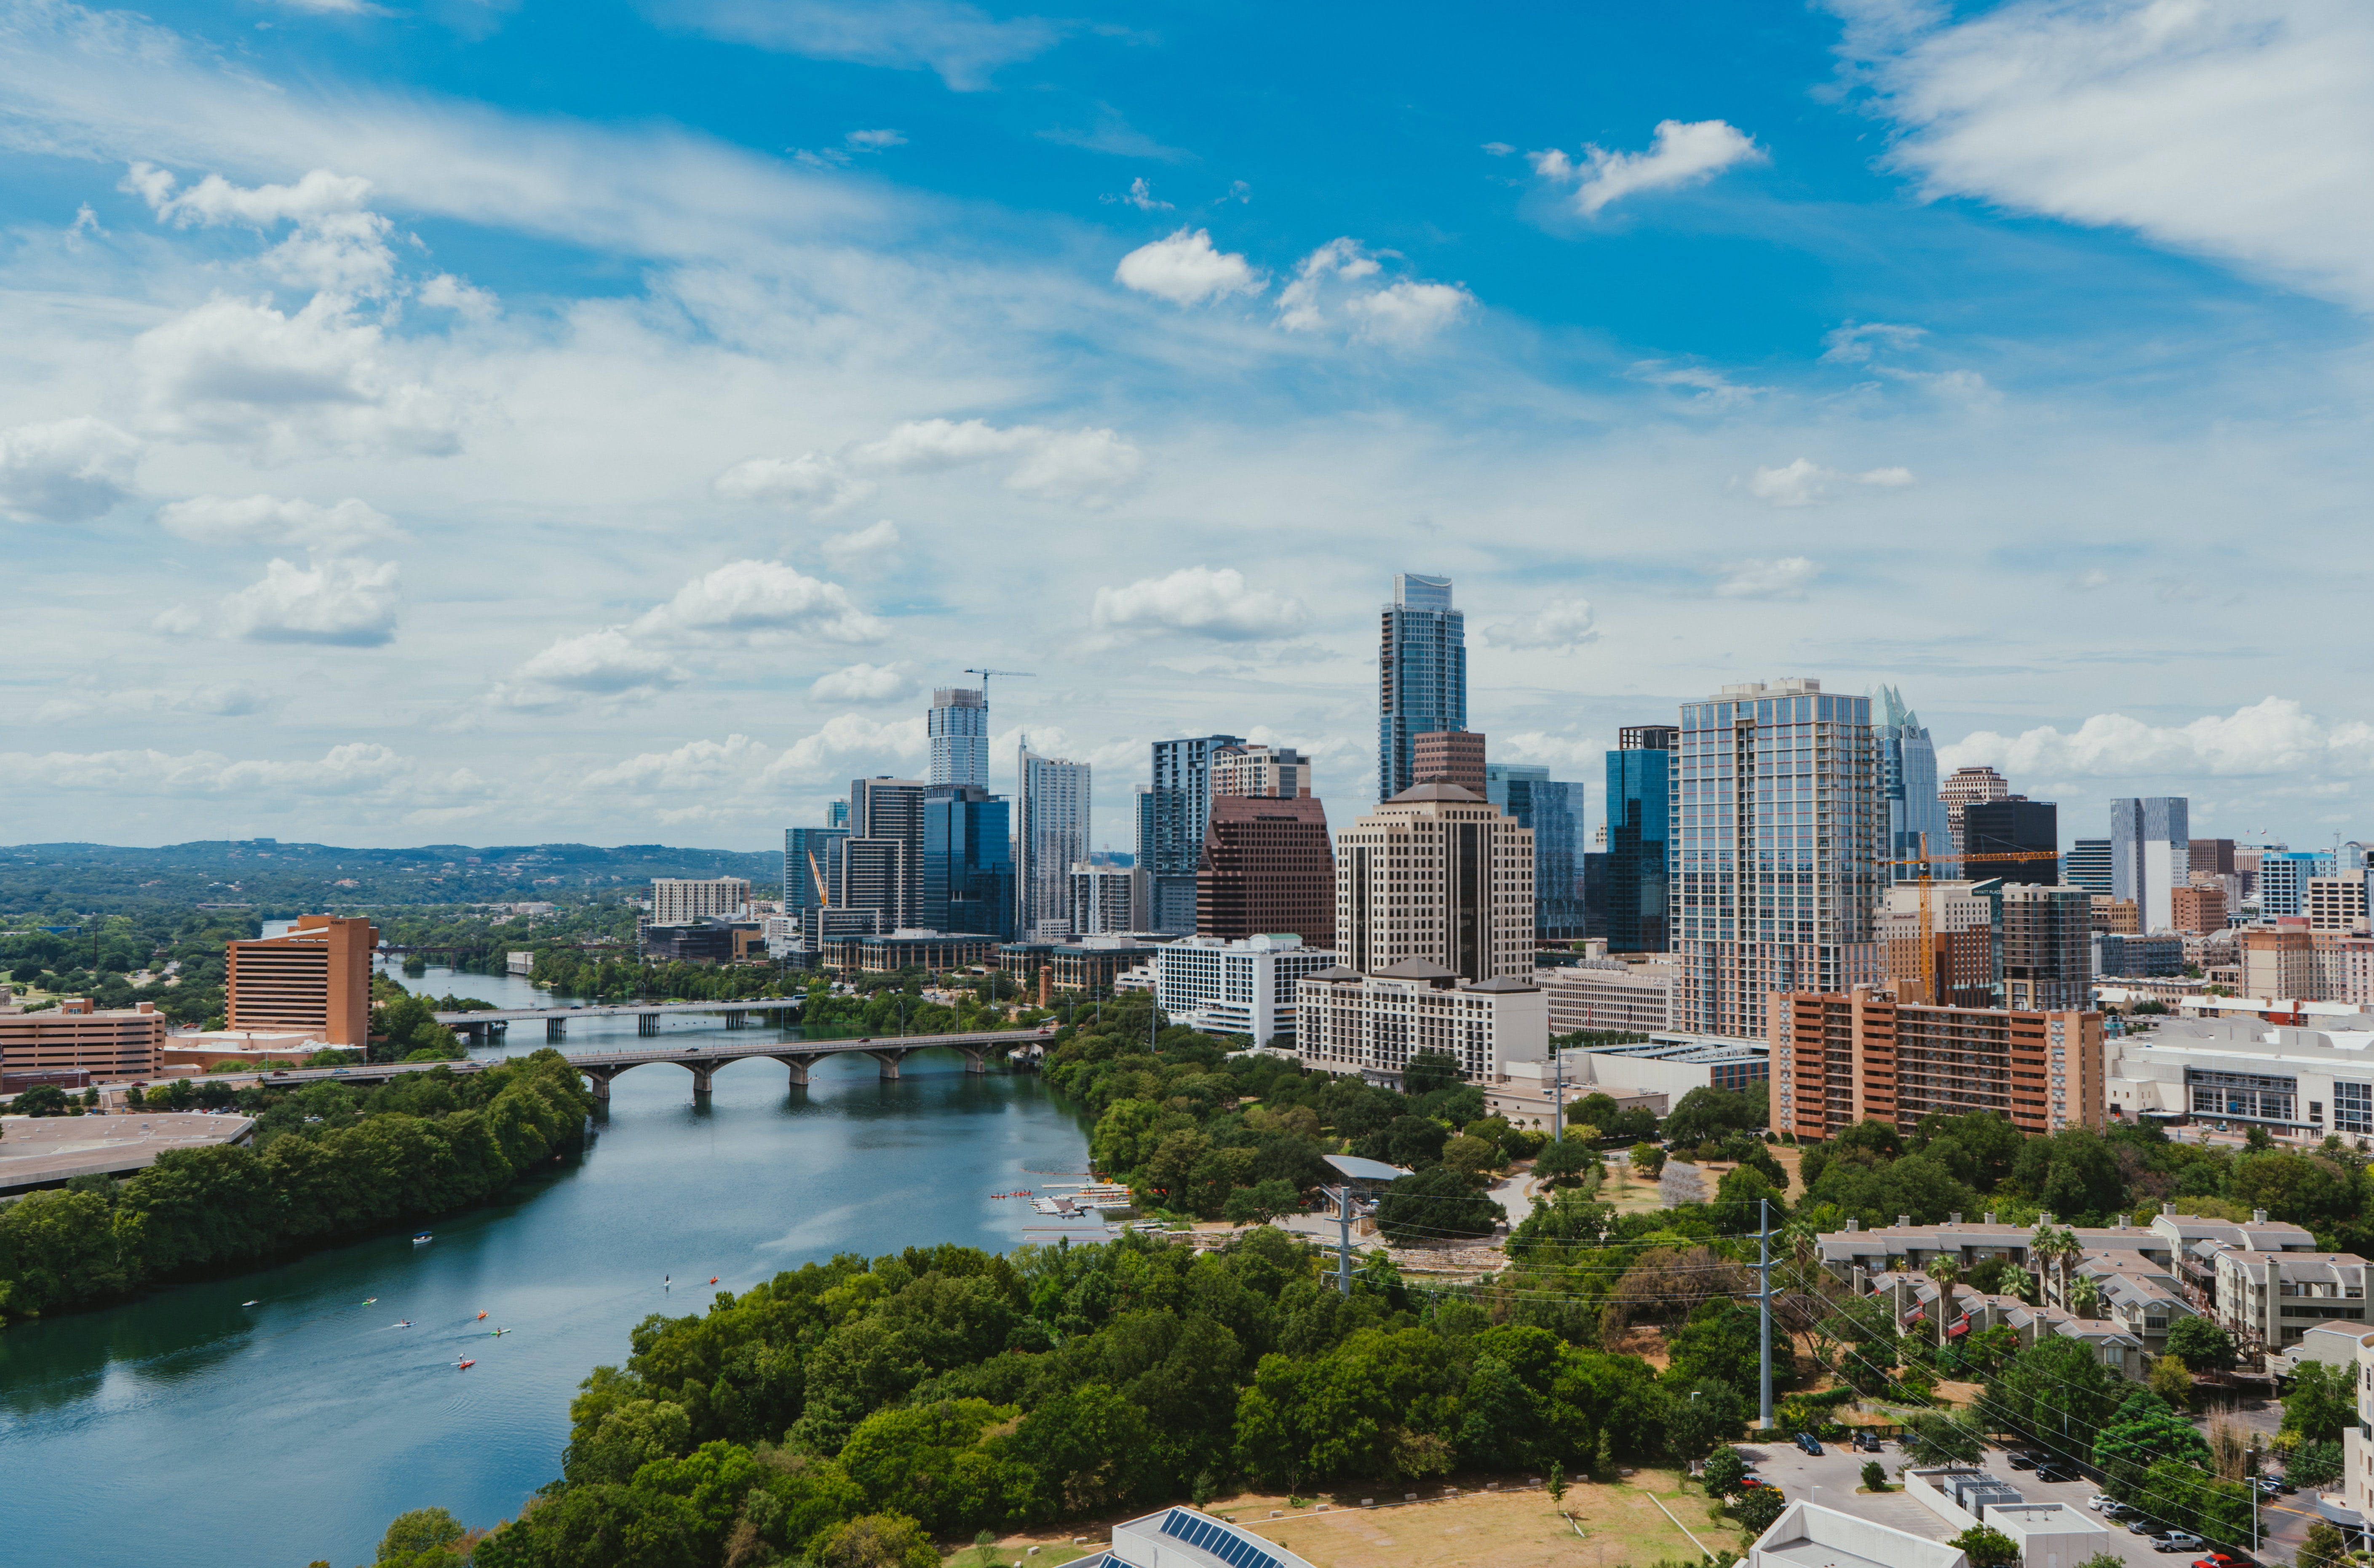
{"left": 0, "top": 840, "right": 784, "bottom": 918}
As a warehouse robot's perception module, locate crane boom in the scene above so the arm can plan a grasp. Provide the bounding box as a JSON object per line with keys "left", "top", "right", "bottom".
{"left": 1879, "top": 836, "right": 2064, "bottom": 1004}
{"left": 962, "top": 667, "right": 1035, "bottom": 705}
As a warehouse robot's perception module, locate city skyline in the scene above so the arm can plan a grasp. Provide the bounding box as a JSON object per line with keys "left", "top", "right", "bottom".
{"left": 4, "top": 4, "right": 2371, "bottom": 849}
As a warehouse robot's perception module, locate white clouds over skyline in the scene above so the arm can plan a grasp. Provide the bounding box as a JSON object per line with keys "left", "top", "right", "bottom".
{"left": 1091, "top": 566, "right": 1311, "bottom": 641}
{"left": 1531, "top": 118, "right": 1766, "bottom": 216}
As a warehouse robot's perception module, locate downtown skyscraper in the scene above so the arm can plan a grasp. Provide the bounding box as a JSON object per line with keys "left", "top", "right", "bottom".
{"left": 1140, "top": 733, "right": 1245, "bottom": 933}
{"left": 928, "top": 687, "right": 989, "bottom": 789}
{"left": 1017, "top": 743, "right": 1091, "bottom": 938}
{"left": 1674, "top": 678, "right": 1885, "bottom": 1038}
{"left": 2109, "top": 796, "right": 2190, "bottom": 934}
{"left": 1873, "top": 684, "right": 1953, "bottom": 879}
{"left": 1377, "top": 573, "right": 1465, "bottom": 802}
{"left": 1604, "top": 724, "right": 1676, "bottom": 951}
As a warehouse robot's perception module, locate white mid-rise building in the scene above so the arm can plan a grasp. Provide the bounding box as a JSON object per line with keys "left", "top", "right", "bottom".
{"left": 2310, "top": 872, "right": 2371, "bottom": 935}
{"left": 1535, "top": 958, "right": 1675, "bottom": 1033}
{"left": 1068, "top": 861, "right": 1145, "bottom": 935}
{"left": 2105, "top": 1010, "right": 2374, "bottom": 1139}
{"left": 650, "top": 877, "right": 751, "bottom": 926}
{"left": 1294, "top": 960, "right": 1546, "bottom": 1085}
{"left": 1145, "top": 933, "right": 1337, "bottom": 1046}
{"left": 1333, "top": 782, "right": 1534, "bottom": 981}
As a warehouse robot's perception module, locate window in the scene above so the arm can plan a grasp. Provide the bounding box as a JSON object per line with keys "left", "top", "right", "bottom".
{"left": 2338, "top": 1082, "right": 2374, "bottom": 1136}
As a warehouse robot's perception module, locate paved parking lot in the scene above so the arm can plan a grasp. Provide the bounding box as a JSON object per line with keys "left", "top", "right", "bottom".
{"left": 1738, "top": 1440, "right": 2307, "bottom": 1568}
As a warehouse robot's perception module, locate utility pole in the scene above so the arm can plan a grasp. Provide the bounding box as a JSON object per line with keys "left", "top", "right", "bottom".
{"left": 1551, "top": 1048, "right": 1566, "bottom": 1143}
{"left": 1334, "top": 1184, "right": 1355, "bottom": 1296}
{"left": 1757, "top": 1197, "right": 1775, "bottom": 1429}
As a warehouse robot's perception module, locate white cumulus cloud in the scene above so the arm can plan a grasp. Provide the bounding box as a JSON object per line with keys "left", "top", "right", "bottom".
{"left": 586, "top": 733, "right": 771, "bottom": 792}
{"left": 203, "top": 556, "right": 401, "bottom": 646}
{"left": 1821, "top": 320, "right": 1928, "bottom": 364}
{"left": 1091, "top": 565, "right": 1311, "bottom": 641}
{"left": 1746, "top": 459, "right": 1917, "bottom": 507}
{"left": 0, "top": 417, "right": 141, "bottom": 523}
{"left": 1714, "top": 556, "right": 1822, "bottom": 600}
{"left": 135, "top": 295, "right": 459, "bottom": 454}
{"left": 157, "top": 494, "right": 400, "bottom": 553}
{"left": 1276, "top": 238, "right": 1473, "bottom": 343}
{"left": 718, "top": 418, "right": 1142, "bottom": 512}
{"left": 632, "top": 559, "right": 890, "bottom": 644}
{"left": 1838, "top": 0, "right": 2374, "bottom": 313}
{"left": 508, "top": 629, "right": 690, "bottom": 699}
{"left": 1531, "top": 118, "right": 1766, "bottom": 217}
{"left": 1940, "top": 697, "right": 2374, "bottom": 780}
{"left": 822, "top": 518, "right": 904, "bottom": 570}
{"left": 714, "top": 453, "right": 874, "bottom": 513}
{"left": 1115, "top": 227, "right": 1265, "bottom": 305}
{"left": 1484, "top": 598, "right": 1599, "bottom": 652}
{"left": 127, "top": 163, "right": 397, "bottom": 296}
{"left": 809, "top": 662, "right": 914, "bottom": 702}
{"left": 768, "top": 713, "right": 931, "bottom": 779}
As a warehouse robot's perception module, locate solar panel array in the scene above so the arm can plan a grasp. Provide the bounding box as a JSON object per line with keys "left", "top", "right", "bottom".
{"left": 1157, "top": 1509, "right": 1288, "bottom": 1568}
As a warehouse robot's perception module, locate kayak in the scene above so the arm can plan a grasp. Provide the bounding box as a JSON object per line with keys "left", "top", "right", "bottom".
{"left": 475, "top": 1311, "right": 487, "bottom": 1320}
{"left": 456, "top": 1358, "right": 476, "bottom": 1370}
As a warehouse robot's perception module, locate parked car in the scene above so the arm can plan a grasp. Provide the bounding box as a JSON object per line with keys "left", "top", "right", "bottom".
{"left": 2127, "top": 1518, "right": 2160, "bottom": 1535}
{"left": 2193, "top": 1553, "right": 2258, "bottom": 1568}
{"left": 2007, "top": 1451, "right": 2040, "bottom": 1470}
{"left": 1794, "top": 1432, "right": 1824, "bottom": 1456}
{"left": 2034, "top": 1462, "right": 2078, "bottom": 1483}
{"left": 2256, "top": 1477, "right": 2294, "bottom": 1496}
{"left": 1854, "top": 1432, "right": 1884, "bottom": 1453}
{"left": 2101, "top": 1502, "right": 2136, "bottom": 1520}
{"left": 2153, "top": 1533, "right": 2204, "bottom": 1554}
{"left": 2086, "top": 1495, "right": 2113, "bottom": 1512}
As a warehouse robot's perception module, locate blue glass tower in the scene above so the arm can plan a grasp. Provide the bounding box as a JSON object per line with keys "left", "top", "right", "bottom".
{"left": 1485, "top": 763, "right": 1585, "bottom": 940}
{"left": 1378, "top": 573, "right": 1465, "bottom": 801}
{"left": 922, "top": 786, "right": 1014, "bottom": 939}
{"left": 1604, "top": 725, "right": 1675, "bottom": 951}
{"left": 1873, "top": 684, "right": 1953, "bottom": 879}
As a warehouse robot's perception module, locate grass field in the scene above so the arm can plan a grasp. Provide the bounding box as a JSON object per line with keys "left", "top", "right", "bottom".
{"left": 976, "top": 1468, "right": 1740, "bottom": 1568}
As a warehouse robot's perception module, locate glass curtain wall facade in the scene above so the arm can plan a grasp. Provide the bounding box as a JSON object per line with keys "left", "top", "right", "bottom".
{"left": 1484, "top": 763, "right": 1584, "bottom": 940}
{"left": 922, "top": 787, "right": 1014, "bottom": 939}
{"left": 1874, "top": 684, "right": 1954, "bottom": 879}
{"left": 2109, "top": 797, "right": 2191, "bottom": 933}
{"left": 1674, "top": 680, "right": 1884, "bottom": 1038}
{"left": 1377, "top": 574, "right": 1465, "bottom": 802}
{"left": 784, "top": 826, "right": 848, "bottom": 912}
{"left": 928, "top": 688, "right": 989, "bottom": 789}
{"left": 1018, "top": 748, "right": 1091, "bottom": 937}
{"left": 1606, "top": 724, "right": 1676, "bottom": 951}
{"left": 1143, "top": 735, "right": 1244, "bottom": 934}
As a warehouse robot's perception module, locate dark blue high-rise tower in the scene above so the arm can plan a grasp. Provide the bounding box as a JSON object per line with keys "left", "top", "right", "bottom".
{"left": 1604, "top": 724, "right": 1676, "bottom": 951}
{"left": 1378, "top": 573, "right": 1465, "bottom": 801}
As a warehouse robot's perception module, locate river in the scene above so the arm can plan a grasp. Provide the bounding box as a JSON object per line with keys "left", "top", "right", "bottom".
{"left": 0, "top": 963, "right": 1092, "bottom": 1568}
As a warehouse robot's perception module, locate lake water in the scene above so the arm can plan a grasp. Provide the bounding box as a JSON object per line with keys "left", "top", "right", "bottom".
{"left": 0, "top": 964, "right": 1091, "bottom": 1568}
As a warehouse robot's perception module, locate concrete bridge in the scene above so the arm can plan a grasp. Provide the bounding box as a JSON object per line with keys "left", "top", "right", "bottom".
{"left": 431, "top": 999, "right": 802, "bottom": 1043}
{"left": 139, "top": 1025, "right": 1053, "bottom": 1102}
{"left": 562, "top": 1024, "right": 1055, "bottom": 1101}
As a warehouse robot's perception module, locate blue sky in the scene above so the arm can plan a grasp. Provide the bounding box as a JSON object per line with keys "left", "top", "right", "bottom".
{"left": 2, "top": 0, "right": 2371, "bottom": 851}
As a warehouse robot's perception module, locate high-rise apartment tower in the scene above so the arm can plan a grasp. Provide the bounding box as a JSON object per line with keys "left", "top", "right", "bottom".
{"left": 1018, "top": 745, "right": 1091, "bottom": 938}
{"left": 2109, "top": 797, "right": 2191, "bottom": 934}
{"left": 928, "top": 687, "right": 989, "bottom": 790}
{"left": 1605, "top": 724, "right": 1676, "bottom": 952}
{"left": 1674, "top": 679, "right": 1884, "bottom": 1039}
{"left": 1141, "top": 735, "right": 1245, "bottom": 934}
{"left": 1484, "top": 762, "right": 1585, "bottom": 941}
{"left": 1874, "top": 686, "right": 1954, "bottom": 879}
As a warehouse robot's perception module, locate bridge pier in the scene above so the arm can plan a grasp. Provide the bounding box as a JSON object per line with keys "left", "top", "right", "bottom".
{"left": 686, "top": 1063, "right": 714, "bottom": 1095}
{"left": 953, "top": 1046, "right": 989, "bottom": 1075}
{"left": 867, "top": 1048, "right": 912, "bottom": 1080}
{"left": 771, "top": 1052, "right": 824, "bottom": 1087}
{"left": 638, "top": 1014, "right": 659, "bottom": 1037}
{"left": 583, "top": 1068, "right": 615, "bottom": 1103}
{"left": 724, "top": 1010, "right": 746, "bottom": 1030}
{"left": 546, "top": 1018, "right": 567, "bottom": 1042}
{"left": 489, "top": 1019, "right": 508, "bottom": 1041}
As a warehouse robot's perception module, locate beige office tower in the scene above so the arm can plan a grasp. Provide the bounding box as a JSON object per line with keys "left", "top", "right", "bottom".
{"left": 1333, "top": 783, "right": 1533, "bottom": 980}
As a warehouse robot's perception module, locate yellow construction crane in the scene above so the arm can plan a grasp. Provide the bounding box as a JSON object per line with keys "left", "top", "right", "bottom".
{"left": 1879, "top": 834, "right": 2065, "bottom": 1004}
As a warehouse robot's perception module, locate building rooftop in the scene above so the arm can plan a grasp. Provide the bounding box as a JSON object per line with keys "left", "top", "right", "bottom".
{"left": 0, "top": 1111, "right": 256, "bottom": 1195}
{"left": 1751, "top": 1500, "right": 1966, "bottom": 1568}
{"left": 1382, "top": 781, "right": 1482, "bottom": 803}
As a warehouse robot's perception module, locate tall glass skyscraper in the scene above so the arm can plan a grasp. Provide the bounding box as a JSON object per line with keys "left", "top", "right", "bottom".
{"left": 1873, "top": 684, "right": 1953, "bottom": 879}
{"left": 1140, "top": 734, "right": 1244, "bottom": 933}
{"left": 1377, "top": 573, "right": 1465, "bottom": 801}
{"left": 928, "top": 687, "right": 989, "bottom": 789}
{"left": 1484, "top": 763, "right": 1585, "bottom": 940}
{"left": 922, "top": 786, "right": 1014, "bottom": 938}
{"left": 1674, "top": 678, "right": 1884, "bottom": 1039}
{"left": 1604, "top": 724, "right": 1676, "bottom": 951}
{"left": 1018, "top": 745, "right": 1091, "bottom": 937}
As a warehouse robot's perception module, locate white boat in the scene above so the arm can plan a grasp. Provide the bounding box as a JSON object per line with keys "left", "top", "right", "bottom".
{"left": 412, "top": 1233, "right": 433, "bottom": 1245}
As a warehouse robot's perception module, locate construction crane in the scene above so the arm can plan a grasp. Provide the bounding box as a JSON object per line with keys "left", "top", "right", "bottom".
{"left": 1879, "top": 833, "right": 2065, "bottom": 1004}
{"left": 963, "top": 668, "right": 1035, "bottom": 703}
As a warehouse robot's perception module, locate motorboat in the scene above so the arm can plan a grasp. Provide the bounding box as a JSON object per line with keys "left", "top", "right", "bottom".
{"left": 413, "top": 1233, "right": 433, "bottom": 1245}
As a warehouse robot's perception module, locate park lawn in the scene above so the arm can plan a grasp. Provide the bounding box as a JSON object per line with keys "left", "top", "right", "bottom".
{"left": 1598, "top": 1158, "right": 1668, "bottom": 1213}
{"left": 980, "top": 1469, "right": 1738, "bottom": 1568}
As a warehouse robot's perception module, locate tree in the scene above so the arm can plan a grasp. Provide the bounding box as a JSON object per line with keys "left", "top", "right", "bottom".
{"left": 2147, "top": 1354, "right": 2193, "bottom": 1410}
{"left": 1900, "top": 1409, "right": 1986, "bottom": 1467}
{"left": 2284, "top": 1361, "right": 2355, "bottom": 1444}
{"left": 1534, "top": 1138, "right": 1601, "bottom": 1187}
{"left": 1401, "top": 1049, "right": 1461, "bottom": 1097}
{"left": 2165, "top": 1316, "right": 2238, "bottom": 1374}
{"left": 1861, "top": 1460, "right": 1888, "bottom": 1492}
{"left": 13, "top": 1084, "right": 68, "bottom": 1117}
{"left": 379, "top": 1507, "right": 467, "bottom": 1565}
{"left": 1665, "top": 1299, "right": 1764, "bottom": 1394}
{"left": 1372, "top": 1166, "right": 1499, "bottom": 1245}
{"left": 2289, "top": 1440, "right": 2343, "bottom": 1488}
{"left": 813, "top": 1512, "right": 939, "bottom": 1568}
{"left": 1949, "top": 1525, "right": 2020, "bottom": 1568}
{"left": 1733, "top": 1483, "right": 1786, "bottom": 1536}
{"left": 1628, "top": 1142, "right": 1666, "bottom": 1178}
{"left": 2302, "top": 1522, "right": 2351, "bottom": 1568}
{"left": 1667, "top": 1381, "right": 1743, "bottom": 1461}
{"left": 2092, "top": 1390, "right": 2211, "bottom": 1502}
{"left": 1545, "top": 1460, "right": 1565, "bottom": 1505}
{"left": 1701, "top": 1447, "right": 1749, "bottom": 1499}
{"left": 1440, "top": 1134, "right": 1501, "bottom": 1178}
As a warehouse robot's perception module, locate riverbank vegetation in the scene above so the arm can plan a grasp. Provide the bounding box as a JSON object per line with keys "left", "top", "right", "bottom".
{"left": 0, "top": 1050, "right": 593, "bottom": 1321}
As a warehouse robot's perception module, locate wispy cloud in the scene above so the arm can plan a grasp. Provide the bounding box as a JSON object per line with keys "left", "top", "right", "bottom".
{"left": 1530, "top": 118, "right": 1766, "bottom": 216}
